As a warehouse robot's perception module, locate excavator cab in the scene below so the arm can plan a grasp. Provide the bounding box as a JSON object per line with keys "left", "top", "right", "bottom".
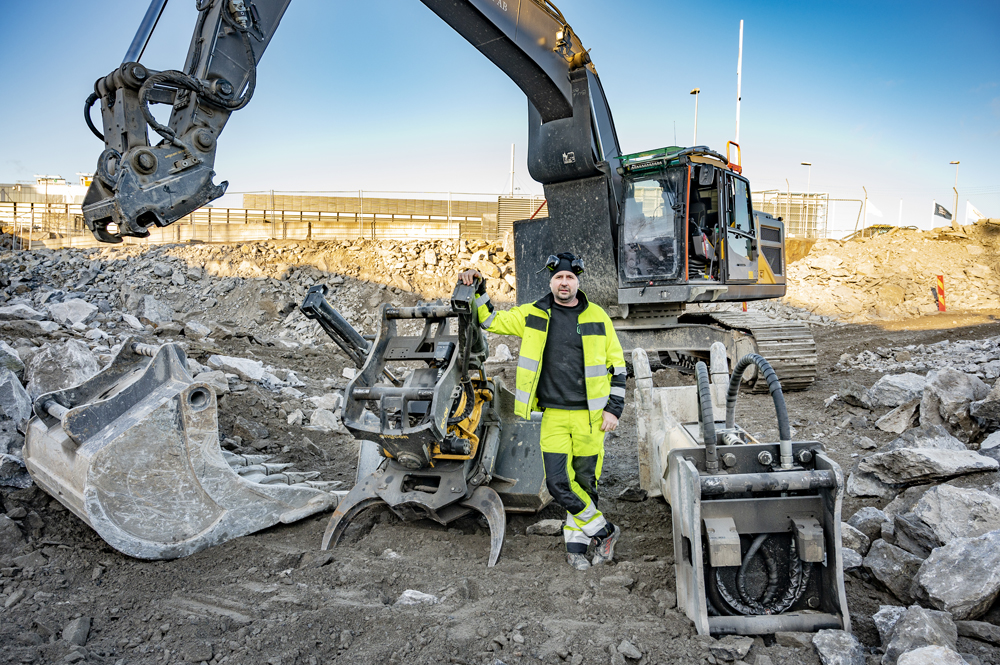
{"left": 617, "top": 148, "right": 762, "bottom": 289}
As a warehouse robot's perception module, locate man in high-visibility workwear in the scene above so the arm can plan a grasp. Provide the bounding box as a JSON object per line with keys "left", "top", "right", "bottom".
{"left": 459, "top": 253, "right": 627, "bottom": 570}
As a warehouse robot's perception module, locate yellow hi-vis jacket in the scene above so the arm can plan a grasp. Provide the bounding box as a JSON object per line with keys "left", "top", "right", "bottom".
{"left": 475, "top": 289, "right": 627, "bottom": 421}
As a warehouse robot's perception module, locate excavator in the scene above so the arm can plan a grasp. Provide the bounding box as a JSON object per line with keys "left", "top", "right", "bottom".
{"left": 23, "top": 0, "right": 845, "bottom": 636}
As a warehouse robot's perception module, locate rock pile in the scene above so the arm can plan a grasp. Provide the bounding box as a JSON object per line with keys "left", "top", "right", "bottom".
{"left": 838, "top": 357, "right": 1000, "bottom": 662}
{"left": 838, "top": 335, "right": 1000, "bottom": 383}
{"left": 784, "top": 222, "right": 1000, "bottom": 322}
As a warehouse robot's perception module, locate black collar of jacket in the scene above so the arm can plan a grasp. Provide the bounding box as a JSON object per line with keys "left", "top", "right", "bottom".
{"left": 533, "top": 290, "right": 589, "bottom": 313}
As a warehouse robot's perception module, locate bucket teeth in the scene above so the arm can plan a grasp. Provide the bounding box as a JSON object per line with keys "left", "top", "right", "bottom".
{"left": 222, "top": 451, "right": 270, "bottom": 467}
{"left": 460, "top": 485, "right": 507, "bottom": 567}
{"left": 322, "top": 474, "right": 383, "bottom": 550}
{"left": 300, "top": 480, "right": 345, "bottom": 491}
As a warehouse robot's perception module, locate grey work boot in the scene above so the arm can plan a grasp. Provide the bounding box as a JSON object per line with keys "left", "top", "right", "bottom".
{"left": 566, "top": 552, "right": 591, "bottom": 571}
{"left": 591, "top": 524, "right": 621, "bottom": 566}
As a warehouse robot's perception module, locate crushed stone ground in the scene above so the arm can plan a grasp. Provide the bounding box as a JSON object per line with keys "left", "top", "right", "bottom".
{"left": 1, "top": 240, "right": 1000, "bottom": 665}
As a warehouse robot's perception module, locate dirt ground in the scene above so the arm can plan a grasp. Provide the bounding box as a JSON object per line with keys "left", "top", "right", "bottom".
{"left": 4, "top": 308, "right": 1000, "bottom": 665}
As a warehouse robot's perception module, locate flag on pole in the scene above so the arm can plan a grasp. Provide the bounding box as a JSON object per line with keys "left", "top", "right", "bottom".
{"left": 966, "top": 201, "right": 985, "bottom": 223}
{"left": 933, "top": 202, "right": 952, "bottom": 221}
{"left": 866, "top": 200, "right": 883, "bottom": 219}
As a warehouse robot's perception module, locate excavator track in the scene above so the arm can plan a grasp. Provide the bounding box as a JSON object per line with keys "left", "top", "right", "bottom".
{"left": 705, "top": 312, "right": 817, "bottom": 392}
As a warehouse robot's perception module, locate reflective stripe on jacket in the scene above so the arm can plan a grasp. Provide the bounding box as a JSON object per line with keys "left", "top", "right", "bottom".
{"left": 474, "top": 289, "right": 627, "bottom": 420}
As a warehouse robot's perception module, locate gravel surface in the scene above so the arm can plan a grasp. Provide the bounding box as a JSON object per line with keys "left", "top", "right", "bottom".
{"left": 2, "top": 242, "right": 1000, "bottom": 665}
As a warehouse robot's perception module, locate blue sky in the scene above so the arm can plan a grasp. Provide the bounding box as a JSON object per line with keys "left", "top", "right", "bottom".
{"left": 1, "top": 1, "right": 997, "bottom": 233}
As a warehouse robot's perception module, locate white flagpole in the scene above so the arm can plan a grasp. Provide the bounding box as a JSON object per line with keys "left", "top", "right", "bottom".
{"left": 735, "top": 20, "right": 744, "bottom": 143}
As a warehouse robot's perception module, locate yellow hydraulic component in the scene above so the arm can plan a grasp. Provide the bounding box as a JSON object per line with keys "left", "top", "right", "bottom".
{"left": 433, "top": 381, "right": 494, "bottom": 460}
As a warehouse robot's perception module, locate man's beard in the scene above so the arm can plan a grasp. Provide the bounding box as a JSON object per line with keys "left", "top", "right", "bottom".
{"left": 554, "top": 288, "right": 575, "bottom": 304}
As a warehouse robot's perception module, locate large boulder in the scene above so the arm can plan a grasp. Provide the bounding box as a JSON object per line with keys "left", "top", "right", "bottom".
{"left": 847, "top": 459, "right": 900, "bottom": 499}
{"left": 0, "top": 304, "right": 46, "bottom": 321}
{"left": 0, "top": 340, "right": 24, "bottom": 379}
{"left": 895, "top": 645, "right": 969, "bottom": 665}
{"left": 869, "top": 373, "right": 927, "bottom": 408}
{"left": 858, "top": 448, "right": 998, "bottom": 486}
{"left": 873, "top": 605, "right": 907, "bottom": 646}
{"left": 849, "top": 506, "right": 890, "bottom": 543}
{"left": 24, "top": 340, "right": 100, "bottom": 399}
{"left": 911, "top": 485, "right": 1000, "bottom": 546}
{"left": 886, "top": 424, "right": 965, "bottom": 451}
{"left": 886, "top": 484, "right": 1000, "bottom": 559}
{"left": 919, "top": 367, "right": 990, "bottom": 442}
{"left": 971, "top": 380, "right": 1000, "bottom": 429}
{"left": 881, "top": 605, "right": 957, "bottom": 665}
{"left": 864, "top": 539, "right": 924, "bottom": 604}
{"left": 875, "top": 401, "right": 920, "bottom": 434}
{"left": 913, "top": 529, "right": 1000, "bottom": 620}
{"left": 46, "top": 298, "right": 97, "bottom": 326}
{"left": 0, "top": 368, "right": 32, "bottom": 426}
{"left": 811, "top": 629, "right": 864, "bottom": 665}
{"left": 841, "top": 522, "right": 872, "bottom": 555}
{"left": 135, "top": 295, "right": 175, "bottom": 327}
{"left": 206, "top": 355, "right": 265, "bottom": 382}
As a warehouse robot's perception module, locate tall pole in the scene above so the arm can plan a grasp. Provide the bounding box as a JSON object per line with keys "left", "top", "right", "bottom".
{"left": 898, "top": 199, "right": 903, "bottom": 225}
{"left": 509, "top": 143, "right": 515, "bottom": 197}
{"left": 801, "top": 162, "right": 812, "bottom": 236}
{"left": 735, "top": 20, "right": 744, "bottom": 143}
{"left": 950, "top": 161, "right": 960, "bottom": 230}
{"left": 690, "top": 88, "right": 700, "bottom": 145}
{"left": 785, "top": 178, "right": 790, "bottom": 224}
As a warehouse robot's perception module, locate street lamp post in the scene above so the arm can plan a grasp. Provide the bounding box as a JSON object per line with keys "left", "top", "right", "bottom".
{"left": 950, "top": 160, "right": 960, "bottom": 229}
{"left": 690, "top": 88, "right": 700, "bottom": 145}
{"left": 801, "top": 162, "right": 812, "bottom": 236}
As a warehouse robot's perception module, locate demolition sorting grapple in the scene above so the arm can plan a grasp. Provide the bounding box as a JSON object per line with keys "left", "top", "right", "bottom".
{"left": 301, "top": 281, "right": 550, "bottom": 567}
{"left": 23, "top": 340, "right": 342, "bottom": 559}
{"left": 634, "top": 343, "right": 849, "bottom": 635}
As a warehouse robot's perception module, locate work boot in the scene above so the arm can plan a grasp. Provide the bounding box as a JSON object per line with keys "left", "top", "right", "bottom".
{"left": 591, "top": 524, "right": 621, "bottom": 566}
{"left": 566, "top": 552, "right": 591, "bottom": 571}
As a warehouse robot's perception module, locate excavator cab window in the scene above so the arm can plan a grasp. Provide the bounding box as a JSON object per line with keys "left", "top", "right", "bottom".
{"left": 688, "top": 165, "right": 721, "bottom": 280}
{"left": 620, "top": 168, "right": 685, "bottom": 282}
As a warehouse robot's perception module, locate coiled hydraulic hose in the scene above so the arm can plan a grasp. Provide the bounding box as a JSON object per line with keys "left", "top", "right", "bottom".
{"left": 725, "top": 353, "right": 792, "bottom": 468}
{"left": 694, "top": 361, "right": 719, "bottom": 472}
{"left": 710, "top": 535, "right": 812, "bottom": 616}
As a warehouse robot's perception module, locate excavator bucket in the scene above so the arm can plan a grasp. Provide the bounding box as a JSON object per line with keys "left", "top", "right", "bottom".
{"left": 633, "top": 343, "right": 849, "bottom": 636}
{"left": 23, "top": 339, "right": 342, "bottom": 560}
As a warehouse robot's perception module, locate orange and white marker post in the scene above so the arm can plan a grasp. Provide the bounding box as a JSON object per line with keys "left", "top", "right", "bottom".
{"left": 742, "top": 301, "right": 748, "bottom": 312}
{"left": 936, "top": 275, "right": 946, "bottom": 312}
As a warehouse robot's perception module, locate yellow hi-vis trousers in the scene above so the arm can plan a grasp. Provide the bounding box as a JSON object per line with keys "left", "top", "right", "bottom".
{"left": 540, "top": 408, "right": 608, "bottom": 553}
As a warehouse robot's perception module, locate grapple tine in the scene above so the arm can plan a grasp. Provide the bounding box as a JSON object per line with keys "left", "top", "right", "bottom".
{"left": 460, "top": 485, "right": 506, "bottom": 567}
{"left": 321, "top": 475, "right": 382, "bottom": 550}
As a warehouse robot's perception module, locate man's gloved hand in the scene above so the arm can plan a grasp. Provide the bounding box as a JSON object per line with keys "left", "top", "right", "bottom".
{"left": 601, "top": 412, "right": 618, "bottom": 432}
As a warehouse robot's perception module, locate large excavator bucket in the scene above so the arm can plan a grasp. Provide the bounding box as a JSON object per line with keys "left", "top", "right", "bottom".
{"left": 633, "top": 344, "right": 849, "bottom": 636}
{"left": 23, "top": 340, "right": 341, "bottom": 560}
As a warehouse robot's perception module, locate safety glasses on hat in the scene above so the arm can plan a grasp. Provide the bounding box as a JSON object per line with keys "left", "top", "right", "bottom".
{"left": 539, "top": 253, "right": 585, "bottom": 275}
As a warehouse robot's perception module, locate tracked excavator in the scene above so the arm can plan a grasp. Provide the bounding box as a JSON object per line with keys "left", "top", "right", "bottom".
{"left": 23, "top": 0, "right": 844, "bottom": 635}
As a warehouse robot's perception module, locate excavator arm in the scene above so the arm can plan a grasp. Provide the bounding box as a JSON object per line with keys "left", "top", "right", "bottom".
{"left": 82, "top": 0, "right": 621, "bottom": 246}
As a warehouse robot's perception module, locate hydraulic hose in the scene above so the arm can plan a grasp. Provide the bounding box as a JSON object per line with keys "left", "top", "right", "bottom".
{"left": 85, "top": 92, "right": 104, "bottom": 142}
{"left": 695, "top": 361, "right": 718, "bottom": 473}
{"left": 725, "top": 353, "right": 792, "bottom": 467}
{"left": 711, "top": 536, "right": 812, "bottom": 616}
